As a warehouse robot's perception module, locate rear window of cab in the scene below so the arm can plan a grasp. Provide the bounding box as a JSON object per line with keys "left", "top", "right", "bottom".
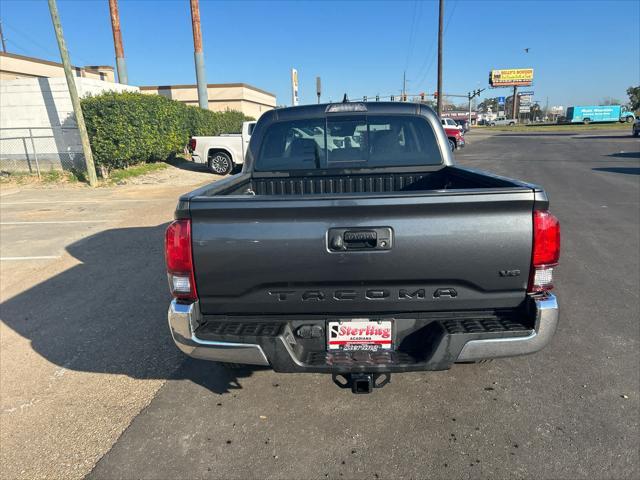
{"left": 256, "top": 115, "right": 443, "bottom": 171}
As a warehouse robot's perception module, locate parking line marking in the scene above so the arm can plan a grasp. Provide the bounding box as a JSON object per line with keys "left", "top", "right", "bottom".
{"left": 1, "top": 220, "right": 109, "bottom": 225}
{"left": 0, "top": 256, "right": 61, "bottom": 261}
{"left": 0, "top": 199, "right": 159, "bottom": 206}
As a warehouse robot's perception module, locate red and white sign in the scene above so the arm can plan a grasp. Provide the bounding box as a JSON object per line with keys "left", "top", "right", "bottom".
{"left": 327, "top": 320, "right": 393, "bottom": 350}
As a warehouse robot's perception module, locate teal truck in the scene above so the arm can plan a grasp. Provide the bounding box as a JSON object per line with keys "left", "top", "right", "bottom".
{"left": 562, "top": 105, "right": 635, "bottom": 124}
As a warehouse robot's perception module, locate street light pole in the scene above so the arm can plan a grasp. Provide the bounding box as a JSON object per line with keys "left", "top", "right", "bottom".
{"left": 436, "top": 0, "right": 444, "bottom": 116}
{"left": 47, "top": 0, "right": 98, "bottom": 186}
{"left": 108, "top": 0, "right": 128, "bottom": 84}
{"left": 189, "top": 0, "right": 209, "bottom": 110}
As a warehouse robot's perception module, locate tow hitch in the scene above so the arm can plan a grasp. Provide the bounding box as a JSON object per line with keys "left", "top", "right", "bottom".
{"left": 332, "top": 373, "right": 391, "bottom": 394}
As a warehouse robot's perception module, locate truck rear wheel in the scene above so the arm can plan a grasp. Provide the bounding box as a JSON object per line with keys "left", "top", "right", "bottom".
{"left": 208, "top": 151, "right": 233, "bottom": 175}
{"left": 583, "top": 118, "right": 591, "bottom": 125}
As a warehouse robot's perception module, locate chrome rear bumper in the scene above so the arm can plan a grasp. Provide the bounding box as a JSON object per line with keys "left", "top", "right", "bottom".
{"left": 456, "top": 293, "right": 558, "bottom": 361}
{"left": 168, "top": 300, "right": 269, "bottom": 366}
{"left": 168, "top": 293, "right": 558, "bottom": 368}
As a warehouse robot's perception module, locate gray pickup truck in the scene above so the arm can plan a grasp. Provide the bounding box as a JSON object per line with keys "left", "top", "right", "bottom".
{"left": 165, "top": 102, "right": 560, "bottom": 394}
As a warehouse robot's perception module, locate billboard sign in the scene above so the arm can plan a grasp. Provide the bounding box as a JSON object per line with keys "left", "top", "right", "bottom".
{"left": 489, "top": 68, "right": 534, "bottom": 87}
{"left": 291, "top": 68, "right": 299, "bottom": 106}
{"left": 519, "top": 106, "right": 531, "bottom": 113}
{"left": 518, "top": 91, "right": 535, "bottom": 96}
{"left": 519, "top": 95, "right": 532, "bottom": 105}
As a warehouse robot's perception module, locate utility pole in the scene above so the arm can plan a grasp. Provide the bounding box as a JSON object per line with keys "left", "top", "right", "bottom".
{"left": 316, "top": 76, "right": 321, "bottom": 104}
{"left": 108, "top": 0, "right": 128, "bottom": 84}
{"left": 189, "top": 0, "right": 208, "bottom": 109}
{"left": 545, "top": 96, "right": 549, "bottom": 120}
{"left": 512, "top": 85, "right": 518, "bottom": 120}
{"left": 0, "top": 20, "right": 7, "bottom": 53}
{"left": 47, "top": 0, "right": 97, "bottom": 186}
{"left": 467, "top": 88, "right": 485, "bottom": 127}
{"left": 402, "top": 70, "right": 406, "bottom": 101}
{"left": 291, "top": 68, "right": 299, "bottom": 106}
{"left": 436, "top": 0, "right": 444, "bottom": 116}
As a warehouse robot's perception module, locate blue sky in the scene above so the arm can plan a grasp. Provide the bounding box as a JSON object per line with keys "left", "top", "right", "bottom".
{"left": 1, "top": 0, "right": 638, "bottom": 107}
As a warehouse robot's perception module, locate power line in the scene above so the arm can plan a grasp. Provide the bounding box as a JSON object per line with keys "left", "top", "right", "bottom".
{"left": 2, "top": 19, "right": 94, "bottom": 66}
{"left": 403, "top": 0, "right": 420, "bottom": 73}
{"left": 414, "top": 0, "right": 458, "bottom": 90}
{"left": 411, "top": 1, "right": 438, "bottom": 84}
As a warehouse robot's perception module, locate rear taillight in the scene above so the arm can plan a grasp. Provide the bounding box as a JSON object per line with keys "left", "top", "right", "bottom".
{"left": 188, "top": 138, "right": 196, "bottom": 151}
{"left": 165, "top": 219, "right": 198, "bottom": 301}
{"left": 528, "top": 210, "right": 560, "bottom": 293}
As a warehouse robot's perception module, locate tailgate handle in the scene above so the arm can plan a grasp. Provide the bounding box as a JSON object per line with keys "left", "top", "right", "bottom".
{"left": 343, "top": 230, "right": 377, "bottom": 248}
{"left": 328, "top": 227, "right": 393, "bottom": 252}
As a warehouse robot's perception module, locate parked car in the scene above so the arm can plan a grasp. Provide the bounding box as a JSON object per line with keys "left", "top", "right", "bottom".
{"left": 633, "top": 117, "right": 640, "bottom": 137}
{"left": 444, "top": 126, "right": 465, "bottom": 150}
{"left": 188, "top": 121, "right": 256, "bottom": 175}
{"left": 166, "top": 102, "right": 560, "bottom": 394}
{"left": 441, "top": 117, "right": 463, "bottom": 131}
{"left": 489, "top": 116, "right": 517, "bottom": 127}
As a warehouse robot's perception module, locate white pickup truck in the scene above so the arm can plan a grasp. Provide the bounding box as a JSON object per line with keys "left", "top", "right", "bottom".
{"left": 489, "top": 116, "right": 517, "bottom": 127}
{"left": 188, "top": 121, "right": 256, "bottom": 175}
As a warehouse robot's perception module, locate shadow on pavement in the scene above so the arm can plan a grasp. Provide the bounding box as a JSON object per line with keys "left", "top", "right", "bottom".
{"left": 605, "top": 151, "right": 640, "bottom": 159}
{"left": 0, "top": 224, "right": 256, "bottom": 395}
{"left": 572, "top": 134, "right": 635, "bottom": 140}
{"left": 493, "top": 132, "right": 579, "bottom": 137}
{"left": 166, "top": 156, "right": 210, "bottom": 173}
{"left": 592, "top": 167, "right": 640, "bottom": 175}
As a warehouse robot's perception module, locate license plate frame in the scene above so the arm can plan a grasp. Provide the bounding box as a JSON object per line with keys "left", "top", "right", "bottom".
{"left": 327, "top": 319, "right": 393, "bottom": 351}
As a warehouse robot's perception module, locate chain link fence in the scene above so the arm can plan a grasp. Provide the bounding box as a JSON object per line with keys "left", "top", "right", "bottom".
{"left": 0, "top": 127, "right": 86, "bottom": 177}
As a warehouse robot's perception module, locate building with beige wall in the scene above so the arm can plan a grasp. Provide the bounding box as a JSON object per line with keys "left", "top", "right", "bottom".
{"left": 1, "top": 52, "right": 275, "bottom": 118}
{"left": 0, "top": 52, "right": 115, "bottom": 82}
{"left": 140, "top": 83, "right": 276, "bottom": 119}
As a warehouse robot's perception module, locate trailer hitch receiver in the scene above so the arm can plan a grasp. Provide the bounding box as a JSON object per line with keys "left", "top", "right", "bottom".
{"left": 332, "top": 373, "right": 391, "bottom": 394}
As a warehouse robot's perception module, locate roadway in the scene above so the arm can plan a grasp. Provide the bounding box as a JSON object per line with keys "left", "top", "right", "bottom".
{"left": 1, "top": 129, "right": 638, "bottom": 479}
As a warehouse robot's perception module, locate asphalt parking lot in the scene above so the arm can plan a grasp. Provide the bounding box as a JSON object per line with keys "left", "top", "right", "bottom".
{"left": 1, "top": 129, "right": 639, "bottom": 479}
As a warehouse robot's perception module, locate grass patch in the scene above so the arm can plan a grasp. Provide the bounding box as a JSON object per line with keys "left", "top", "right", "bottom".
{"left": 1, "top": 162, "right": 168, "bottom": 187}
{"left": 0, "top": 169, "right": 83, "bottom": 186}
{"left": 475, "top": 122, "right": 633, "bottom": 133}
{"left": 106, "top": 162, "right": 168, "bottom": 184}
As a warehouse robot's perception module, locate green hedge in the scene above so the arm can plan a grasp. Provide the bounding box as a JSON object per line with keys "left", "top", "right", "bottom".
{"left": 81, "top": 91, "right": 252, "bottom": 171}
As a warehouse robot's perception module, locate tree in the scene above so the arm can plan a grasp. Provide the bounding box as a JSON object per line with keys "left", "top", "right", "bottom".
{"left": 627, "top": 86, "right": 640, "bottom": 111}
{"left": 601, "top": 97, "right": 621, "bottom": 105}
{"left": 478, "top": 97, "right": 499, "bottom": 113}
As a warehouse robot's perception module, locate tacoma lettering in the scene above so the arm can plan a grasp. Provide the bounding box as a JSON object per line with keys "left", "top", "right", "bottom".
{"left": 268, "top": 288, "right": 434, "bottom": 301}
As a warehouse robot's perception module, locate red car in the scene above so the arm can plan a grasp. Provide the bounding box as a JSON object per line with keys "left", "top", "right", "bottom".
{"left": 444, "top": 126, "right": 465, "bottom": 151}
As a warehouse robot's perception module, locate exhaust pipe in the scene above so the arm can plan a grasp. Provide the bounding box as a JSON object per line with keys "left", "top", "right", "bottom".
{"left": 332, "top": 373, "right": 391, "bottom": 394}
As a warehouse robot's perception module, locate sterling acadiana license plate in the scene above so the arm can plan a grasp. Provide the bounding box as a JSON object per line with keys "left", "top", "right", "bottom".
{"left": 327, "top": 320, "right": 393, "bottom": 351}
